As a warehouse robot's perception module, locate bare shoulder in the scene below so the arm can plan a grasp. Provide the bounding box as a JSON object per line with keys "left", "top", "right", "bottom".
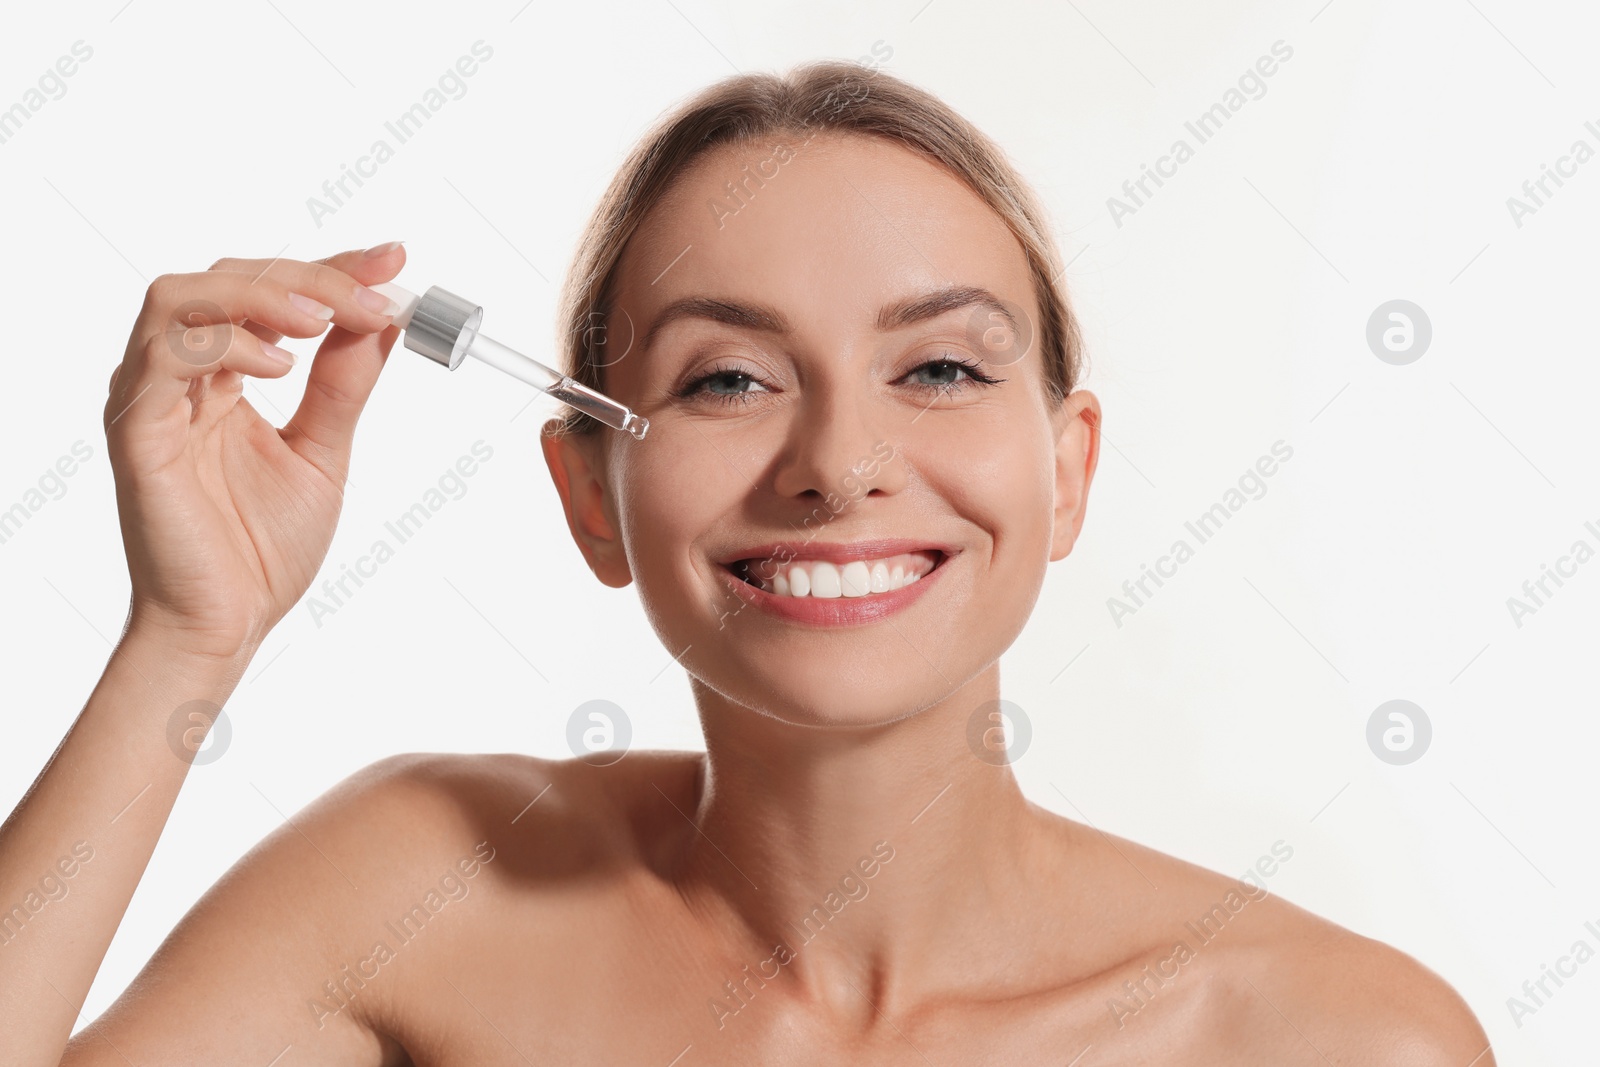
{"left": 1237, "top": 904, "right": 1496, "bottom": 1066}
{"left": 1027, "top": 810, "right": 1493, "bottom": 1064}
{"left": 331, "top": 746, "right": 706, "bottom": 873}
{"left": 64, "top": 749, "right": 701, "bottom": 1066}
{"left": 325, "top": 745, "right": 704, "bottom": 823}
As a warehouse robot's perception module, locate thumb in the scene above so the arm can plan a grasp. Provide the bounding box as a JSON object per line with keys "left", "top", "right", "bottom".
{"left": 282, "top": 321, "right": 402, "bottom": 479}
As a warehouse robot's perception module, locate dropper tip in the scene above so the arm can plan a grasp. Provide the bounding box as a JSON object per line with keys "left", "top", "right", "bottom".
{"left": 625, "top": 414, "right": 650, "bottom": 440}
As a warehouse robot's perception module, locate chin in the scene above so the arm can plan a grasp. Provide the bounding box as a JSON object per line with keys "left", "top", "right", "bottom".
{"left": 707, "top": 671, "right": 954, "bottom": 729}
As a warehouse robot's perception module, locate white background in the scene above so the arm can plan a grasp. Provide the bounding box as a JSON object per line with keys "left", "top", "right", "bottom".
{"left": 1, "top": 0, "right": 1595, "bottom": 1061}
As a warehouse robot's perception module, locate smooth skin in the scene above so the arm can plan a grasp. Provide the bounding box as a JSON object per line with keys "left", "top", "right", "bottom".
{"left": 0, "top": 135, "right": 1495, "bottom": 1065}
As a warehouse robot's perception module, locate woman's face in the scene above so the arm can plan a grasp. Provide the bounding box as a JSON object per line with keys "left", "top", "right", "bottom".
{"left": 544, "top": 131, "right": 1099, "bottom": 728}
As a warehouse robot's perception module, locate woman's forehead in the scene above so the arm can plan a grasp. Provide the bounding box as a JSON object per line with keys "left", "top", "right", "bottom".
{"left": 612, "top": 134, "right": 1038, "bottom": 343}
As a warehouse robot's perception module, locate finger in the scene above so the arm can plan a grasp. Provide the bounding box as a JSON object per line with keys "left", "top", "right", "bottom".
{"left": 209, "top": 241, "right": 404, "bottom": 276}
{"left": 208, "top": 244, "right": 407, "bottom": 348}
{"left": 311, "top": 241, "right": 406, "bottom": 285}
{"left": 209, "top": 241, "right": 406, "bottom": 296}
{"left": 105, "top": 323, "right": 295, "bottom": 435}
{"left": 282, "top": 322, "right": 402, "bottom": 477}
{"left": 116, "top": 269, "right": 388, "bottom": 405}
{"left": 163, "top": 322, "right": 300, "bottom": 378}
{"left": 241, "top": 318, "right": 283, "bottom": 348}
{"left": 131, "top": 262, "right": 400, "bottom": 360}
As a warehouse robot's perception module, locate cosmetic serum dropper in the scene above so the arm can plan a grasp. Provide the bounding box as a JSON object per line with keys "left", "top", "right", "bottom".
{"left": 371, "top": 281, "right": 649, "bottom": 440}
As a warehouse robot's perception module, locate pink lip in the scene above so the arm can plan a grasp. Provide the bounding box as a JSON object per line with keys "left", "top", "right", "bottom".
{"left": 715, "top": 541, "right": 955, "bottom": 628}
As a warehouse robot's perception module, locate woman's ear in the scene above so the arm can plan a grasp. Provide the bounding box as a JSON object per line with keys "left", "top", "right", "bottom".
{"left": 540, "top": 421, "right": 634, "bottom": 588}
{"left": 1050, "top": 389, "right": 1101, "bottom": 562}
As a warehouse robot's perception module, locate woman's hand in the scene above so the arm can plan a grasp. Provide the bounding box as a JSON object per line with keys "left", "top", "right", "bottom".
{"left": 103, "top": 244, "right": 407, "bottom": 660}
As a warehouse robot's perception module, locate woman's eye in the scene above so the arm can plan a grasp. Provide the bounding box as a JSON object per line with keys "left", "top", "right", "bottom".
{"left": 706, "top": 371, "right": 765, "bottom": 394}
{"left": 908, "top": 360, "right": 969, "bottom": 387}
{"left": 677, "top": 354, "right": 1003, "bottom": 406}
{"left": 903, "top": 355, "right": 1003, "bottom": 390}
{"left": 679, "top": 367, "right": 771, "bottom": 403}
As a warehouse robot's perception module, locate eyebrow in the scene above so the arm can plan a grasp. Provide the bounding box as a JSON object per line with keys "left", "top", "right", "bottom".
{"left": 637, "top": 284, "right": 1020, "bottom": 354}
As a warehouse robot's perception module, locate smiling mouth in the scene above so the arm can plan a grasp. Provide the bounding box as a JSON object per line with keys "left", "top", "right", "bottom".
{"left": 724, "top": 549, "right": 946, "bottom": 598}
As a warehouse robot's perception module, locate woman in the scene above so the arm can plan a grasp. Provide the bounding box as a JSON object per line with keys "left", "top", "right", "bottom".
{"left": 1, "top": 60, "right": 1492, "bottom": 1064}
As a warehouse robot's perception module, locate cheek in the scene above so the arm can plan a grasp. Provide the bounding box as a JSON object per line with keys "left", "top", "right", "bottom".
{"left": 922, "top": 420, "right": 1055, "bottom": 571}
{"left": 612, "top": 432, "right": 742, "bottom": 612}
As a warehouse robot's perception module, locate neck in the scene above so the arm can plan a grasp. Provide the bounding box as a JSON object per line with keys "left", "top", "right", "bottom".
{"left": 673, "top": 663, "right": 1046, "bottom": 1014}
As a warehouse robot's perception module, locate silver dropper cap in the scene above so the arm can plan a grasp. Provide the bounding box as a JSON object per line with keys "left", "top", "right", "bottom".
{"left": 400, "top": 286, "right": 482, "bottom": 370}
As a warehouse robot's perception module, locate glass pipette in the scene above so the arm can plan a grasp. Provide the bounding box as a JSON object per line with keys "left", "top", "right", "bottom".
{"left": 371, "top": 281, "right": 649, "bottom": 440}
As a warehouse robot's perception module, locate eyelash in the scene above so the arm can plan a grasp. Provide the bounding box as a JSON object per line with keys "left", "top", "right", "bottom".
{"left": 677, "top": 352, "right": 1006, "bottom": 406}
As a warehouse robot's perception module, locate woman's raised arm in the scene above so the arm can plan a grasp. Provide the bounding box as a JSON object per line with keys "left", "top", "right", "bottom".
{"left": 0, "top": 245, "right": 406, "bottom": 1066}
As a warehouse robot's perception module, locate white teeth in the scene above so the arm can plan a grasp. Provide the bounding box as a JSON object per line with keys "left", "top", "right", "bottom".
{"left": 810, "top": 561, "right": 842, "bottom": 599}
{"left": 841, "top": 560, "right": 871, "bottom": 597}
{"left": 869, "top": 561, "right": 889, "bottom": 593}
{"left": 740, "top": 551, "right": 941, "bottom": 598}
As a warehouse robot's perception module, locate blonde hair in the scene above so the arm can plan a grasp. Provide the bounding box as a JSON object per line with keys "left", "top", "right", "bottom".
{"left": 548, "top": 58, "right": 1086, "bottom": 436}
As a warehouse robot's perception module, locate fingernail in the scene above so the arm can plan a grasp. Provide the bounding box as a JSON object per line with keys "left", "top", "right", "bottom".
{"left": 262, "top": 342, "right": 297, "bottom": 367}
{"left": 355, "top": 285, "right": 401, "bottom": 316}
{"left": 363, "top": 240, "right": 404, "bottom": 258}
{"left": 288, "top": 292, "right": 335, "bottom": 320}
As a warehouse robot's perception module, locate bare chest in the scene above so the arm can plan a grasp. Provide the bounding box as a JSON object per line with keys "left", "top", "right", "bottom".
{"left": 377, "top": 932, "right": 1303, "bottom": 1066}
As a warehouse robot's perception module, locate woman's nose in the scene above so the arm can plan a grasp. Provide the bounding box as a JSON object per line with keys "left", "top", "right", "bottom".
{"left": 768, "top": 391, "right": 907, "bottom": 502}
